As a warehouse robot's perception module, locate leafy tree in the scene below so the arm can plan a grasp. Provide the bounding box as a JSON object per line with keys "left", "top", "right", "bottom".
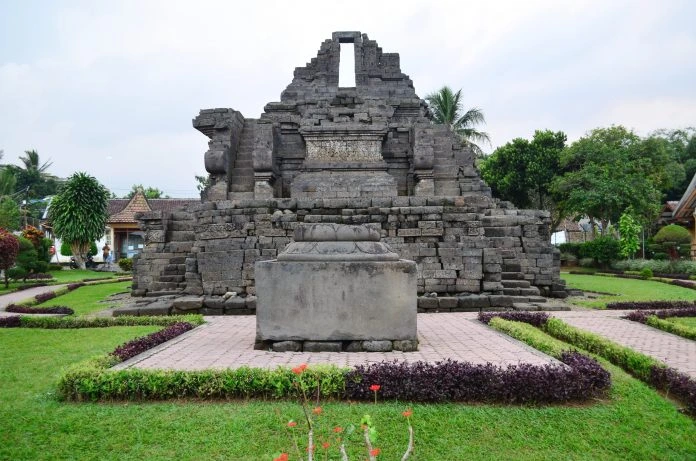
{"left": 425, "top": 86, "right": 490, "bottom": 156}
{"left": 60, "top": 240, "right": 97, "bottom": 257}
{"left": 124, "top": 185, "right": 169, "bottom": 199}
{"left": 49, "top": 172, "right": 109, "bottom": 269}
{"left": 653, "top": 224, "right": 691, "bottom": 260}
{"left": 0, "top": 228, "right": 20, "bottom": 287}
{"left": 195, "top": 175, "right": 211, "bottom": 194}
{"left": 480, "top": 130, "right": 567, "bottom": 231}
{"left": 618, "top": 211, "right": 641, "bottom": 258}
{"left": 0, "top": 197, "right": 20, "bottom": 231}
{"left": 552, "top": 126, "right": 663, "bottom": 235}
{"left": 647, "top": 128, "right": 696, "bottom": 200}
{"left": 0, "top": 167, "right": 17, "bottom": 196}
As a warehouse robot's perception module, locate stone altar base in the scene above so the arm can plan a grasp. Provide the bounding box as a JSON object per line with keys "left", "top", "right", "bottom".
{"left": 255, "top": 223, "right": 418, "bottom": 352}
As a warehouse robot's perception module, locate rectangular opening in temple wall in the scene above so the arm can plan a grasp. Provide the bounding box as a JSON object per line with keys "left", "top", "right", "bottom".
{"left": 339, "top": 42, "right": 356, "bottom": 88}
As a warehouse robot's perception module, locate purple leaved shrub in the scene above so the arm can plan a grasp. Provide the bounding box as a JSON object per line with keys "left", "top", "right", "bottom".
{"left": 0, "top": 316, "right": 21, "bottom": 328}
{"left": 624, "top": 307, "right": 696, "bottom": 323}
{"left": 607, "top": 300, "right": 696, "bottom": 310}
{"left": 15, "top": 282, "right": 49, "bottom": 291}
{"left": 111, "top": 322, "right": 195, "bottom": 362}
{"left": 478, "top": 311, "right": 550, "bottom": 327}
{"left": 344, "top": 354, "right": 609, "bottom": 404}
{"left": 5, "top": 304, "right": 74, "bottom": 315}
{"left": 670, "top": 279, "right": 696, "bottom": 290}
{"left": 67, "top": 282, "right": 85, "bottom": 291}
{"left": 34, "top": 291, "right": 57, "bottom": 303}
{"left": 650, "top": 366, "right": 696, "bottom": 416}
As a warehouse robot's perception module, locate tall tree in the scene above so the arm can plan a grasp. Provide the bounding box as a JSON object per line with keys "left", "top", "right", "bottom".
{"left": 552, "top": 126, "right": 663, "bottom": 233}
{"left": 0, "top": 197, "right": 21, "bottom": 231}
{"left": 8, "top": 150, "right": 59, "bottom": 200}
{"left": 48, "top": 172, "right": 109, "bottom": 269}
{"left": 480, "top": 130, "right": 567, "bottom": 231}
{"left": 646, "top": 128, "right": 696, "bottom": 200}
{"left": 124, "top": 184, "right": 169, "bottom": 199}
{"left": 425, "top": 86, "right": 490, "bottom": 156}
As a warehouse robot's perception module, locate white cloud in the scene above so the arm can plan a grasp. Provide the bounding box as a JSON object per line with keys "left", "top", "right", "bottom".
{"left": 0, "top": 0, "right": 694, "bottom": 195}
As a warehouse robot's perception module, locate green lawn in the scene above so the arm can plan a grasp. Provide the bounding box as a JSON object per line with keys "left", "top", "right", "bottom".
{"left": 37, "top": 281, "right": 132, "bottom": 316}
{"left": 0, "top": 327, "right": 694, "bottom": 460}
{"left": 665, "top": 316, "right": 696, "bottom": 328}
{"left": 0, "top": 270, "right": 119, "bottom": 294}
{"left": 561, "top": 273, "right": 696, "bottom": 308}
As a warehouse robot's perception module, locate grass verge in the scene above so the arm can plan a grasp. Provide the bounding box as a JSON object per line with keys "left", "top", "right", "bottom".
{"left": 644, "top": 316, "right": 696, "bottom": 341}
{"left": 561, "top": 273, "right": 696, "bottom": 308}
{"left": 1, "top": 327, "right": 695, "bottom": 460}
{"left": 35, "top": 281, "right": 132, "bottom": 315}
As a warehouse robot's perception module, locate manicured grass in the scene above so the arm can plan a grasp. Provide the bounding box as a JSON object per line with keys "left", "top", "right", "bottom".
{"left": 666, "top": 316, "right": 696, "bottom": 329}
{"left": 561, "top": 273, "right": 696, "bottom": 308}
{"left": 0, "top": 327, "right": 695, "bottom": 460}
{"left": 0, "top": 270, "right": 119, "bottom": 294}
{"left": 37, "top": 281, "right": 132, "bottom": 315}
{"left": 50, "top": 269, "right": 119, "bottom": 283}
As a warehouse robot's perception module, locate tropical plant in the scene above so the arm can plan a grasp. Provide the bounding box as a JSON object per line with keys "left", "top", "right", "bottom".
{"left": 48, "top": 172, "right": 110, "bottom": 269}
{"left": 7, "top": 150, "right": 60, "bottom": 200}
{"left": 653, "top": 224, "right": 691, "bottom": 260}
{"left": 425, "top": 86, "right": 490, "bottom": 156}
{"left": 618, "top": 211, "right": 642, "bottom": 258}
{"left": 124, "top": 185, "right": 169, "bottom": 199}
{"left": 0, "top": 228, "right": 20, "bottom": 287}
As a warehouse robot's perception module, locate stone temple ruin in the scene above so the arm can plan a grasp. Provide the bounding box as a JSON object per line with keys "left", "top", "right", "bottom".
{"left": 126, "top": 31, "right": 566, "bottom": 318}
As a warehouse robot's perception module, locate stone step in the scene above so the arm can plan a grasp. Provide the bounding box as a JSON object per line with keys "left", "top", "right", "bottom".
{"left": 501, "top": 280, "right": 531, "bottom": 288}
{"left": 501, "top": 272, "right": 525, "bottom": 280}
{"left": 518, "top": 287, "right": 541, "bottom": 296}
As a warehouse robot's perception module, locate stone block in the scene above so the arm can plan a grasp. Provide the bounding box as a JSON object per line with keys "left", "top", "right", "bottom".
{"left": 393, "top": 339, "right": 418, "bottom": 352}
{"left": 362, "top": 340, "right": 393, "bottom": 352}
{"left": 303, "top": 341, "right": 342, "bottom": 352}
{"left": 171, "top": 296, "right": 204, "bottom": 310}
{"left": 272, "top": 341, "right": 302, "bottom": 352}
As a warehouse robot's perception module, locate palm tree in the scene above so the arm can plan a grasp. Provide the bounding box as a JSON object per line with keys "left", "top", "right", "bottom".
{"left": 9, "top": 150, "right": 58, "bottom": 200}
{"left": 425, "top": 86, "right": 491, "bottom": 157}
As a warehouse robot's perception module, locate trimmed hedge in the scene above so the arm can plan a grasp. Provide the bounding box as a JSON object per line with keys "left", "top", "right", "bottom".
{"left": 606, "top": 300, "right": 696, "bottom": 310}
{"left": 480, "top": 312, "right": 696, "bottom": 416}
{"left": 112, "top": 322, "right": 195, "bottom": 362}
{"left": 623, "top": 308, "right": 696, "bottom": 341}
{"left": 0, "top": 314, "right": 205, "bottom": 329}
{"left": 345, "top": 355, "right": 609, "bottom": 404}
{"left": 479, "top": 311, "right": 550, "bottom": 327}
{"left": 5, "top": 304, "right": 74, "bottom": 315}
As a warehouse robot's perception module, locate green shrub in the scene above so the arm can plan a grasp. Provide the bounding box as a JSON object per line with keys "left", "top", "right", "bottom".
{"left": 558, "top": 243, "right": 582, "bottom": 257}
{"left": 653, "top": 225, "right": 691, "bottom": 260}
{"left": 639, "top": 267, "right": 653, "bottom": 279}
{"left": 560, "top": 252, "right": 577, "bottom": 263}
{"left": 579, "top": 237, "right": 621, "bottom": 267}
{"left": 118, "top": 258, "right": 133, "bottom": 272}
{"left": 60, "top": 241, "right": 98, "bottom": 257}
{"left": 48, "top": 263, "right": 63, "bottom": 271}
{"left": 645, "top": 316, "right": 696, "bottom": 341}
{"left": 578, "top": 257, "right": 595, "bottom": 268}
{"left": 18, "top": 314, "right": 205, "bottom": 329}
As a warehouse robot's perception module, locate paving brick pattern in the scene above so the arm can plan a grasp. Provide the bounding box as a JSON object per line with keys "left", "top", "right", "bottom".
{"left": 554, "top": 310, "right": 696, "bottom": 378}
{"left": 114, "top": 313, "right": 557, "bottom": 371}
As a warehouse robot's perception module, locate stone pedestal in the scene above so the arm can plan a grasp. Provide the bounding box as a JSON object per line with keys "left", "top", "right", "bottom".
{"left": 255, "top": 223, "right": 418, "bottom": 351}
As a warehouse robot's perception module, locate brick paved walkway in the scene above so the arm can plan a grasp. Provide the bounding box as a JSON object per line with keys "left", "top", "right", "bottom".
{"left": 114, "top": 313, "right": 557, "bottom": 371}
{"left": 0, "top": 284, "right": 67, "bottom": 318}
{"left": 554, "top": 310, "right": 696, "bottom": 378}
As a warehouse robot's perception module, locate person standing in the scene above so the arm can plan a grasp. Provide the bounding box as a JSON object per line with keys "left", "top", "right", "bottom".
{"left": 102, "top": 243, "right": 111, "bottom": 265}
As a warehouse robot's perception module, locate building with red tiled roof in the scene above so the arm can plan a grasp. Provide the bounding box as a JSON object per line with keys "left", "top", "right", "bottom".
{"left": 106, "top": 190, "right": 198, "bottom": 260}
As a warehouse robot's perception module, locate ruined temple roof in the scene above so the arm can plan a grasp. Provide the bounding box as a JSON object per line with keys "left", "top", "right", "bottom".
{"left": 107, "top": 192, "right": 199, "bottom": 224}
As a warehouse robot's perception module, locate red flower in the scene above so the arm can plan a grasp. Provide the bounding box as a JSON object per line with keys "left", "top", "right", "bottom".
{"left": 369, "top": 384, "right": 381, "bottom": 392}
{"left": 287, "top": 420, "right": 297, "bottom": 428}
{"left": 333, "top": 426, "right": 343, "bottom": 433}
{"left": 312, "top": 406, "right": 323, "bottom": 415}
{"left": 292, "top": 363, "right": 308, "bottom": 375}
{"left": 322, "top": 442, "right": 330, "bottom": 449}
{"left": 402, "top": 409, "right": 413, "bottom": 418}
{"left": 369, "top": 447, "right": 381, "bottom": 456}
{"left": 274, "top": 453, "right": 289, "bottom": 461}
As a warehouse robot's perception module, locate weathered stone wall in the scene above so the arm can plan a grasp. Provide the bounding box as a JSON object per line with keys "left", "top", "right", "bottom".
{"left": 134, "top": 196, "right": 565, "bottom": 299}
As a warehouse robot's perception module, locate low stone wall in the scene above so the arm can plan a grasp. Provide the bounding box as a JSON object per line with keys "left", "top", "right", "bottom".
{"left": 133, "top": 195, "right": 566, "bottom": 299}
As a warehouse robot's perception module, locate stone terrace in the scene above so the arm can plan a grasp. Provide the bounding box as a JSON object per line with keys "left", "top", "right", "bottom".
{"left": 113, "top": 313, "right": 557, "bottom": 370}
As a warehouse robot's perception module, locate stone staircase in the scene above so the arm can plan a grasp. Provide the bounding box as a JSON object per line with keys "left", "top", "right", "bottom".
{"left": 501, "top": 269, "right": 541, "bottom": 296}
{"left": 228, "top": 119, "right": 257, "bottom": 199}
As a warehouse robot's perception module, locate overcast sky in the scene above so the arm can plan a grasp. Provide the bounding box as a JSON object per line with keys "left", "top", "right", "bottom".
{"left": 1, "top": 0, "right": 695, "bottom": 198}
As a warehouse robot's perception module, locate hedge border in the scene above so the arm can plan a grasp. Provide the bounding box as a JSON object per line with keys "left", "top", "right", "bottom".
{"left": 0, "top": 314, "right": 205, "bottom": 329}
{"left": 623, "top": 308, "right": 696, "bottom": 341}
{"left": 479, "top": 311, "right": 696, "bottom": 416}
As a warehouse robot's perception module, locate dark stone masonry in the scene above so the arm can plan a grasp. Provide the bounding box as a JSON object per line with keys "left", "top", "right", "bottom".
{"left": 127, "top": 31, "right": 566, "bottom": 316}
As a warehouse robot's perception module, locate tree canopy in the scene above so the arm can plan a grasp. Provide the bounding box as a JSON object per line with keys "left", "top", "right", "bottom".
{"left": 480, "top": 130, "right": 567, "bottom": 230}
{"left": 125, "top": 184, "right": 169, "bottom": 199}
{"left": 48, "top": 172, "right": 110, "bottom": 269}
{"left": 425, "top": 86, "right": 490, "bottom": 156}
